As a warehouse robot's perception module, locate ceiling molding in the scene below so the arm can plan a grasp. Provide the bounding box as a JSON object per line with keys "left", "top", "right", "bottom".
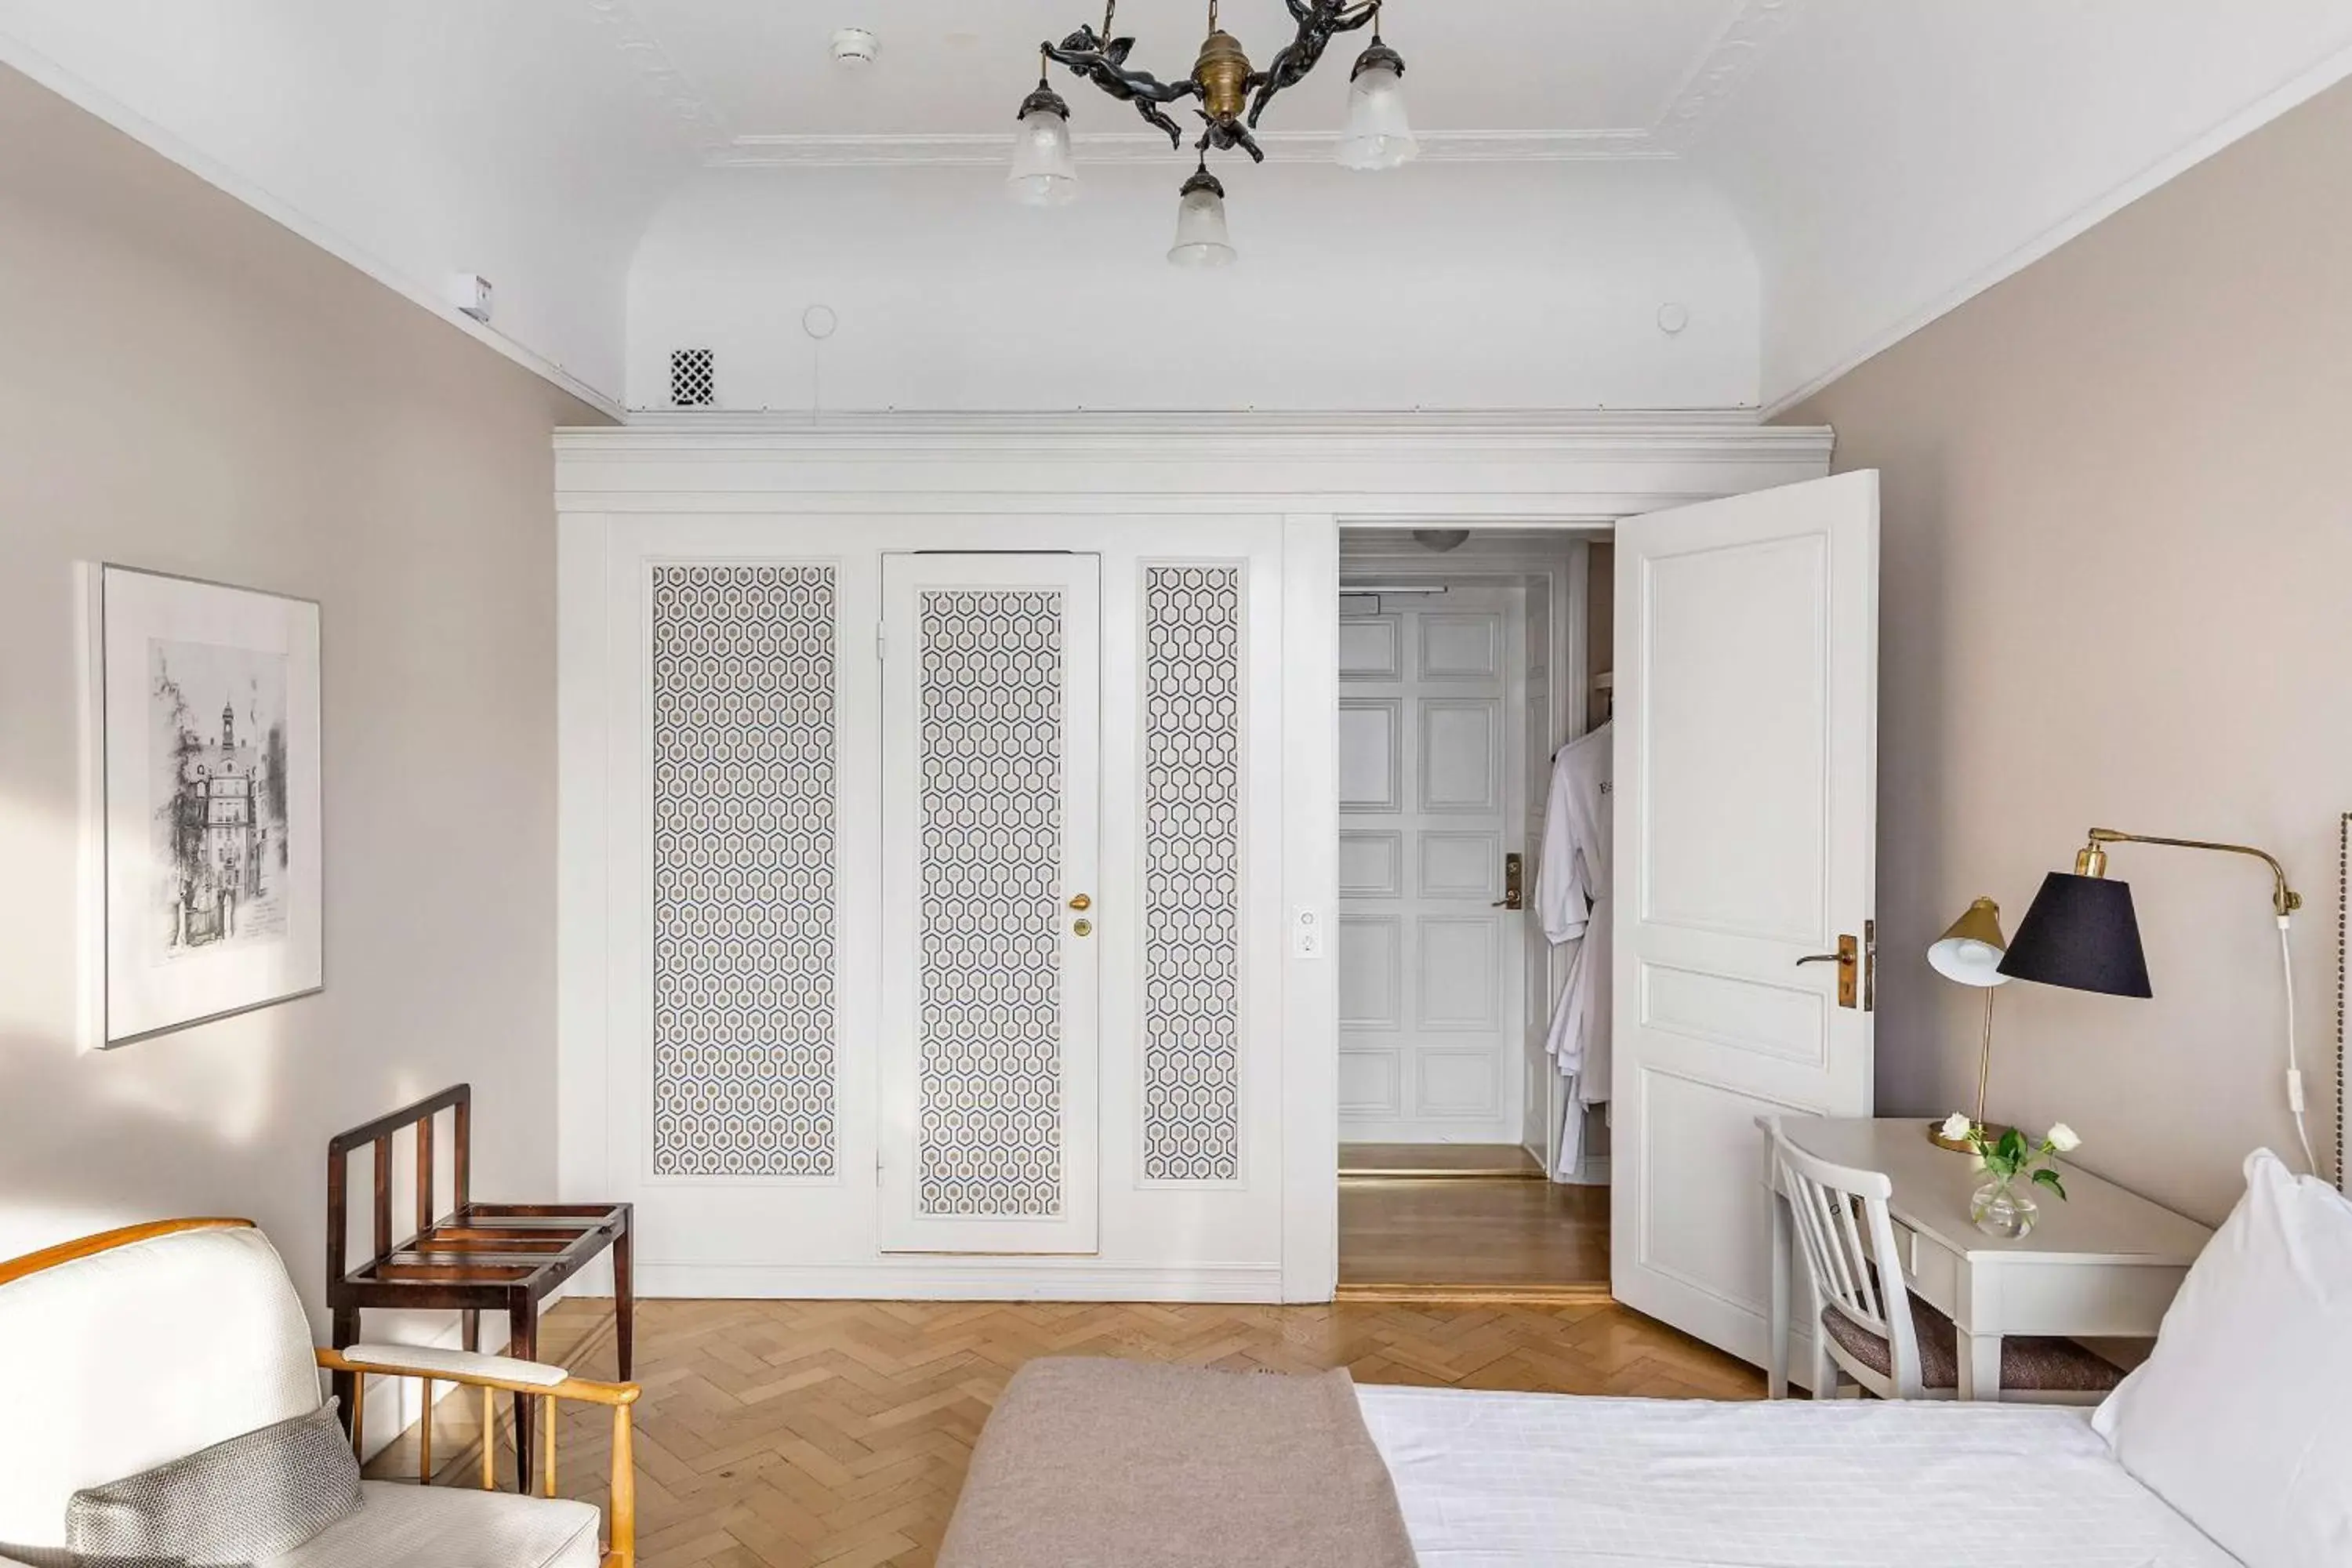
{"left": 555, "top": 412, "right": 1835, "bottom": 519}
{"left": 710, "top": 128, "right": 1673, "bottom": 169}
{"left": 1653, "top": 0, "right": 1803, "bottom": 153}
{"left": 580, "top": 0, "right": 732, "bottom": 155}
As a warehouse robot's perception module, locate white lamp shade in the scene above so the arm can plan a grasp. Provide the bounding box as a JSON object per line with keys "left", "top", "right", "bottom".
{"left": 1929, "top": 935, "right": 2010, "bottom": 987}
{"left": 1335, "top": 60, "right": 1417, "bottom": 171}
{"left": 1167, "top": 180, "right": 1236, "bottom": 268}
{"left": 1007, "top": 104, "right": 1078, "bottom": 206}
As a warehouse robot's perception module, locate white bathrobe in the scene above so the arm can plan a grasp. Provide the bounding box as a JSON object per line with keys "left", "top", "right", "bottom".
{"left": 1537, "top": 720, "right": 1612, "bottom": 1180}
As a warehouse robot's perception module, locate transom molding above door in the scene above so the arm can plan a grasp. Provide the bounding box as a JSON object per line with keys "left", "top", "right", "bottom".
{"left": 555, "top": 412, "right": 1835, "bottom": 521}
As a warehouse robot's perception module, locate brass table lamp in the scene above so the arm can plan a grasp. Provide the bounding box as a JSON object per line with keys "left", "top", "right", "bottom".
{"left": 1926, "top": 896, "right": 2011, "bottom": 1151}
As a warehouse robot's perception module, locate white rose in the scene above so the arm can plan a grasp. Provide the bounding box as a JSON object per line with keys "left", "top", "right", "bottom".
{"left": 1939, "top": 1112, "right": 1974, "bottom": 1142}
{"left": 2047, "top": 1123, "right": 2082, "bottom": 1153}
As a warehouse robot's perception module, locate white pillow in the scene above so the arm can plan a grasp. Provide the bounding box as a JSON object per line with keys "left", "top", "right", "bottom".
{"left": 2094, "top": 1149, "right": 2352, "bottom": 1568}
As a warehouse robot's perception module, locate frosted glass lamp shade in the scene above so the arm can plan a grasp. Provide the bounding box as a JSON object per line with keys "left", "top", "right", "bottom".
{"left": 1335, "top": 46, "right": 1417, "bottom": 171}
{"left": 1167, "top": 170, "right": 1236, "bottom": 268}
{"left": 1007, "top": 89, "right": 1078, "bottom": 207}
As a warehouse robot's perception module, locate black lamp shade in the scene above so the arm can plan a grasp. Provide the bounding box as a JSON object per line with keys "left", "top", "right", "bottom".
{"left": 1996, "top": 872, "right": 2153, "bottom": 997}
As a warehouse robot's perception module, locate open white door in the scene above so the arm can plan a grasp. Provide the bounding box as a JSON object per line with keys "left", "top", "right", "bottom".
{"left": 1610, "top": 471, "right": 1878, "bottom": 1364}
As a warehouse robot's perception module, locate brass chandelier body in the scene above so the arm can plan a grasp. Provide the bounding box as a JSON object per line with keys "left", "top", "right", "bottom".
{"left": 1036, "top": 0, "right": 1394, "bottom": 166}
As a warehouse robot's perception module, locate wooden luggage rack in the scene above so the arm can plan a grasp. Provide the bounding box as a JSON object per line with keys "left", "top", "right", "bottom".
{"left": 327, "top": 1083, "right": 633, "bottom": 1488}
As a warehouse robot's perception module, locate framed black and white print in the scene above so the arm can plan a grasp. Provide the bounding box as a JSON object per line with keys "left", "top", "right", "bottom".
{"left": 84, "top": 564, "right": 322, "bottom": 1047}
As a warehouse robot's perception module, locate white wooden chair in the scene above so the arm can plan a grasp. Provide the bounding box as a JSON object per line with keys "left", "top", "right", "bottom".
{"left": 1773, "top": 1130, "right": 2122, "bottom": 1404}
{"left": 0, "top": 1218, "right": 639, "bottom": 1567}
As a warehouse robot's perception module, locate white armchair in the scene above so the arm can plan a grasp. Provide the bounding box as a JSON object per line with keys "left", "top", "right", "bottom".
{"left": 0, "top": 1218, "right": 638, "bottom": 1568}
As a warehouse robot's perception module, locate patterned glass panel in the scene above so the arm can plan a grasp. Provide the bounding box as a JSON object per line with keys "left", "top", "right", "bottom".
{"left": 917, "top": 590, "right": 1065, "bottom": 1216}
{"left": 1142, "top": 566, "right": 1244, "bottom": 1181}
{"left": 649, "top": 564, "right": 836, "bottom": 1176}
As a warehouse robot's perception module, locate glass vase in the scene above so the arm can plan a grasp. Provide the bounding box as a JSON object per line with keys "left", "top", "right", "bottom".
{"left": 1971, "top": 1173, "right": 2040, "bottom": 1239}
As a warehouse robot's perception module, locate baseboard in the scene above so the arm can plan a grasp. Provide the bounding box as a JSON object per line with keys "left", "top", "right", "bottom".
{"left": 633, "top": 1260, "right": 1288, "bottom": 1302}
{"left": 1335, "top": 1281, "right": 1615, "bottom": 1305}
{"left": 1555, "top": 1155, "right": 1611, "bottom": 1187}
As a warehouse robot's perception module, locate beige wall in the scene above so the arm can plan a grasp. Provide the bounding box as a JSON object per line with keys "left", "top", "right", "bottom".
{"left": 1785, "top": 79, "right": 2352, "bottom": 1223}
{"left": 0, "top": 65, "right": 602, "bottom": 1328}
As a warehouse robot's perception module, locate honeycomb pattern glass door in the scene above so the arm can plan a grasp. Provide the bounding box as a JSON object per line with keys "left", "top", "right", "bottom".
{"left": 878, "top": 554, "right": 1102, "bottom": 1254}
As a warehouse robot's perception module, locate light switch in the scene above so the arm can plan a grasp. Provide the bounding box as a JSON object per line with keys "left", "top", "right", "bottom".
{"left": 1291, "top": 906, "right": 1325, "bottom": 959}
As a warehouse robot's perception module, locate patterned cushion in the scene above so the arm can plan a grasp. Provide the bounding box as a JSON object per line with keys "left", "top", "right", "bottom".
{"left": 65, "top": 1402, "right": 359, "bottom": 1567}
{"left": 1821, "top": 1298, "right": 2125, "bottom": 1393}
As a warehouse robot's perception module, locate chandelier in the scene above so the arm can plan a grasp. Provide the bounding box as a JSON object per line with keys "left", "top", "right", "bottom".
{"left": 1007, "top": 0, "right": 1418, "bottom": 266}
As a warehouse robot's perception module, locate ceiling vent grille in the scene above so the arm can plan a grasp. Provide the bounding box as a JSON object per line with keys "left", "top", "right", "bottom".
{"left": 670, "top": 348, "right": 716, "bottom": 408}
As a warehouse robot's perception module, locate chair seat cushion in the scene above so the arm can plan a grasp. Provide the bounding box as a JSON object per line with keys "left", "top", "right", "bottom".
{"left": 263, "top": 1483, "right": 601, "bottom": 1568}
{"left": 1822, "top": 1297, "right": 2124, "bottom": 1393}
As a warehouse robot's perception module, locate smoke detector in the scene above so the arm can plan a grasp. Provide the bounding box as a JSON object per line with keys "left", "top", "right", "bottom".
{"left": 831, "top": 27, "right": 878, "bottom": 67}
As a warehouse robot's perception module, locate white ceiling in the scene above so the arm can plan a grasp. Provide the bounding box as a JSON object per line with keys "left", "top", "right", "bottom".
{"left": 3, "top": 2, "right": 2351, "bottom": 412}
{"left": 632, "top": 0, "right": 1743, "bottom": 147}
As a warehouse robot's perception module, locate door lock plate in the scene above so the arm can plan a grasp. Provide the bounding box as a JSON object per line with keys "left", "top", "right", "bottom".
{"left": 1493, "top": 852, "right": 1525, "bottom": 910}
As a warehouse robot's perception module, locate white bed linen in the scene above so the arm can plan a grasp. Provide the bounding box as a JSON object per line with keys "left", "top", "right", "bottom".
{"left": 1357, "top": 1385, "right": 2235, "bottom": 1567}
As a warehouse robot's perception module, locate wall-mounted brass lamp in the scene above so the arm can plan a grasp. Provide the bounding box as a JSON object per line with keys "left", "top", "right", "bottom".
{"left": 1999, "top": 828, "right": 2315, "bottom": 1174}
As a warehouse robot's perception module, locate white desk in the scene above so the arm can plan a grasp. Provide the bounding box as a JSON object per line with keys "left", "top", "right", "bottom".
{"left": 1760, "top": 1116, "right": 2212, "bottom": 1401}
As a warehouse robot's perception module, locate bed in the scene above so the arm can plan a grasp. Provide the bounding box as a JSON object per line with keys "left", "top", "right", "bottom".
{"left": 1357, "top": 1385, "right": 2232, "bottom": 1567}
{"left": 939, "top": 1152, "right": 2348, "bottom": 1568}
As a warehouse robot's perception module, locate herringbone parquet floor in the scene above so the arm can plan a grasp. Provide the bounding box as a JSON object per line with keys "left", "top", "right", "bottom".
{"left": 372, "top": 1296, "right": 1760, "bottom": 1568}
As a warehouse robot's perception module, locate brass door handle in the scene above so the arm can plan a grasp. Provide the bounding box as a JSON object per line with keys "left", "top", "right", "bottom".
{"left": 1068, "top": 894, "right": 1092, "bottom": 911}
{"left": 1795, "top": 935, "right": 1860, "bottom": 1009}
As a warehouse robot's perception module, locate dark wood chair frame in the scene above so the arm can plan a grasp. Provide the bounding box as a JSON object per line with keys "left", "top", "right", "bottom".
{"left": 327, "top": 1084, "right": 633, "bottom": 1490}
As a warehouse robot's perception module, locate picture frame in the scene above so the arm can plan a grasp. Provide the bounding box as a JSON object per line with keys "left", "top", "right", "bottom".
{"left": 81, "top": 564, "right": 323, "bottom": 1047}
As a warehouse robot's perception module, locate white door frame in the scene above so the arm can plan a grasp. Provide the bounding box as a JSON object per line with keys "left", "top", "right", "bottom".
{"left": 1338, "top": 536, "right": 1599, "bottom": 1170}
{"left": 556, "top": 413, "right": 1835, "bottom": 1304}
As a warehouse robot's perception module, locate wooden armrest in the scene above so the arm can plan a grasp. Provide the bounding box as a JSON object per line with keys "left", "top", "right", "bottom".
{"left": 315, "top": 1345, "right": 639, "bottom": 1404}
{"left": 315, "top": 1345, "right": 639, "bottom": 1567}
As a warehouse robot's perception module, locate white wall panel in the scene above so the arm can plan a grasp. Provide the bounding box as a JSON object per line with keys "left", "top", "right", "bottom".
{"left": 627, "top": 162, "right": 1760, "bottom": 411}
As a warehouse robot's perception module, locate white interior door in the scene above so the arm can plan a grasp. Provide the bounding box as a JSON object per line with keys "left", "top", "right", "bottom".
{"left": 880, "top": 553, "right": 1101, "bottom": 1254}
{"left": 1610, "top": 472, "right": 1878, "bottom": 1362}
{"left": 1337, "top": 584, "right": 1528, "bottom": 1144}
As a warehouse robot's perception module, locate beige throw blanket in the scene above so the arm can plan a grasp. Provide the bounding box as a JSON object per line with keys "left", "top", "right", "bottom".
{"left": 939, "top": 1358, "right": 1419, "bottom": 1568}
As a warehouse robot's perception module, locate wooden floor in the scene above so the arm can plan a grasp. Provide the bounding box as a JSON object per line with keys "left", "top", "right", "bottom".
{"left": 372, "top": 1294, "right": 1756, "bottom": 1568}
{"left": 1340, "top": 1142, "right": 1544, "bottom": 1178}
{"left": 1339, "top": 1176, "right": 1610, "bottom": 1290}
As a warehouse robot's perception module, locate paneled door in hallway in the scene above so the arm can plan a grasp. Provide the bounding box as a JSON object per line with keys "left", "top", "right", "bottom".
{"left": 878, "top": 554, "right": 1102, "bottom": 1254}
{"left": 1337, "top": 583, "right": 1530, "bottom": 1144}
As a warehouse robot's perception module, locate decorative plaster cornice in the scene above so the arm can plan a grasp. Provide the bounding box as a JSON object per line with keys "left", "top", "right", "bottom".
{"left": 581, "top": 0, "right": 731, "bottom": 155}
{"left": 711, "top": 127, "right": 1671, "bottom": 169}
{"left": 577, "top": 0, "right": 1793, "bottom": 171}
{"left": 1653, "top": 0, "right": 1802, "bottom": 152}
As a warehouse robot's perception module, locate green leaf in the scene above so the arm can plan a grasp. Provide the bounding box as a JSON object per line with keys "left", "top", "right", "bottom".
{"left": 2032, "top": 1169, "right": 2068, "bottom": 1200}
{"left": 1997, "top": 1127, "right": 2028, "bottom": 1163}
